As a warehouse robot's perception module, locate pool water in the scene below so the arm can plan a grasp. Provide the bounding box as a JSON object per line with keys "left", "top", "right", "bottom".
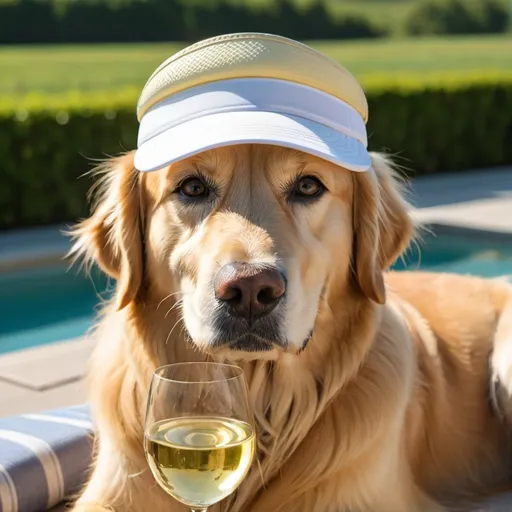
{"left": 1, "top": 232, "right": 512, "bottom": 355}
{"left": 393, "top": 232, "right": 512, "bottom": 278}
{"left": 0, "top": 266, "right": 111, "bottom": 354}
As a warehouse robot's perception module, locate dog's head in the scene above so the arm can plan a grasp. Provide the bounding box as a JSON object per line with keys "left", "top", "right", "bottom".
{"left": 71, "top": 145, "right": 412, "bottom": 360}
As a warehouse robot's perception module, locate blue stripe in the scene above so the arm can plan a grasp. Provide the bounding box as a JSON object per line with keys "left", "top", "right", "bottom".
{"left": 0, "top": 439, "right": 48, "bottom": 512}
{"left": 54, "top": 430, "right": 93, "bottom": 497}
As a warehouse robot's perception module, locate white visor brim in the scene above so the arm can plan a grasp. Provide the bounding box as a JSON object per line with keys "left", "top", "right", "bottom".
{"left": 135, "top": 110, "right": 370, "bottom": 172}
{"left": 135, "top": 78, "right": 371, "bottom": 173}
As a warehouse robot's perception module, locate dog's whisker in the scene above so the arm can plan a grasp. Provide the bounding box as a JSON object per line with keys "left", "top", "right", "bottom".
{"left": 156, "top": 292, "right": 183, "bottom": 311}
{"left": 164, "top": 299, "right": 183, "bottom": 319}
{"left": 128, "top": 469, "right": 146, "bottom": 479}
{"left": 165, "top": 315, "right": 183, "bottom": 346}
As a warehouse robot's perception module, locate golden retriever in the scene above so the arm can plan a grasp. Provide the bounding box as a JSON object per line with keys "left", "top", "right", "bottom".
{"left": 69, "top": 145, "right": 512, "bottom": 511}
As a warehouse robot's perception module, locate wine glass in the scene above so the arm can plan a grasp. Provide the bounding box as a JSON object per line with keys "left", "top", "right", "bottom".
{"left": 144, "top": 362, "right": 256, "bottom": 512}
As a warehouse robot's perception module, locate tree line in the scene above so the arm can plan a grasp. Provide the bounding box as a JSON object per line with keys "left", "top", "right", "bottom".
{"left": 0, "top": 0, "right": 385, "bottom": 44}
{"left": 0, "top": 0, "right": 508, "bottom": 45}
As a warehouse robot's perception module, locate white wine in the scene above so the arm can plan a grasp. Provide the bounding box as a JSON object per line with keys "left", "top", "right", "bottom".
{"left": 145, "top": 416, "right": 255, "bottom": 508}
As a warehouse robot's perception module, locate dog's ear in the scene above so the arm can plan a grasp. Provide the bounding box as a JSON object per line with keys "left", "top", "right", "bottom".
{"left": 68, "top": 151, "right": 144, "bottom": 310}
{"left": 352, "top": 153, "right": 413, "bottom": 304}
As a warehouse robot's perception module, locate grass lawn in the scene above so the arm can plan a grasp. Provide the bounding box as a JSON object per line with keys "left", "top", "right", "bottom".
{"left": 1, "top": 35, "right": 511, "bottom": 102}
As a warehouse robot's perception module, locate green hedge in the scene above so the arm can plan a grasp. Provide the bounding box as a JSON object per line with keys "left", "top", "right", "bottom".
{"left": 405, "top": 0, "right": 509, "bottom": 35}
{"left": 1, "top": 76, "right": 512, "bottom": 230}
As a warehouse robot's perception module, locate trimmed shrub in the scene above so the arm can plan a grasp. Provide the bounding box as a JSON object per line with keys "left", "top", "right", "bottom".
{"left": 1, "top": 77, "right": 512, "bottom": 230}
{"left": 405, "top": 0, "right": 510, "bottom": 36}
{"left": 367, "top": 78, "right": 512, "bottom": 172}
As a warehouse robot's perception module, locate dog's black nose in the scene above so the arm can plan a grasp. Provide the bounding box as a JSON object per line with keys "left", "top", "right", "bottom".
{"left": 214, "top": 262, "right": 286, "bottom": 322}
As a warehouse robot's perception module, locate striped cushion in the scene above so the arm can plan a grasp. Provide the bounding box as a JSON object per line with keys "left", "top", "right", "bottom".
{"left": 0, "top": 405, "right": 94, "bottom": 512}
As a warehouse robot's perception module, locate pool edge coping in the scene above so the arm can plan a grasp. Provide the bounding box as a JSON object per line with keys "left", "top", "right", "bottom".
{"left": 0, "top": 336, "right": 94, "bottom": 391}
{"left": 0, "top": 223, "right": 72, "bottom": 272}
{"left": 418, "top": 222, "right": 512, "bottom": 243}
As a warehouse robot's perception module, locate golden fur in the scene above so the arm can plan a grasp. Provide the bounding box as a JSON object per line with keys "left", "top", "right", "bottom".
{"left": 69, "top": 145, "right": 512, "bottom": 511}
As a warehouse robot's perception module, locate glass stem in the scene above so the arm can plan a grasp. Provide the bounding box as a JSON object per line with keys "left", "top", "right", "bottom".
{"left": 190, "top": 509, "right": 207, "bottom": 512}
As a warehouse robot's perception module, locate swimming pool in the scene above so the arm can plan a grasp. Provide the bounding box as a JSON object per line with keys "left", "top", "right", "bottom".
{"left": 393, "top": 229, "right": 512, "bottom": 277}
{"left": 1, "top": 230, "right": 511, "bottom": 355}
{"left": 0, "top": 266, "right": 111, "bottom": 354}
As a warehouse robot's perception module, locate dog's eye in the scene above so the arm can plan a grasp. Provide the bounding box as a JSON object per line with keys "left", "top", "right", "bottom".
{"left": 293, "top": 176, "right": 325, "bottom": 199}
{"left": 179, "top": 177, "right": 209, "bottom": 198}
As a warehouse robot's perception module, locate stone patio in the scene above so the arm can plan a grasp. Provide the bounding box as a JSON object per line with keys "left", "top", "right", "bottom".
{"left": 0, "top": 337, "right": 93, "bottom": 417}
{"left": 410, "top": 166, "right": 512, "bottom": 234}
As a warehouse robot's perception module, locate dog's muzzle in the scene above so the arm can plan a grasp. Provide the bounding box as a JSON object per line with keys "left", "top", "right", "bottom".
{"left": 210, "top": 262, "right": 287, "bottom": 351}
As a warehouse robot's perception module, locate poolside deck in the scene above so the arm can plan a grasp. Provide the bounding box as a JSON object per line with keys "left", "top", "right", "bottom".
{"left": 411, "top": 166, "right": 512, "bottom": 234}
{"left": 0, "top": 165, "right": 511, "bottom": 417}
{"left": 0, "top": 337, "right": 92, "bottom": 416}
